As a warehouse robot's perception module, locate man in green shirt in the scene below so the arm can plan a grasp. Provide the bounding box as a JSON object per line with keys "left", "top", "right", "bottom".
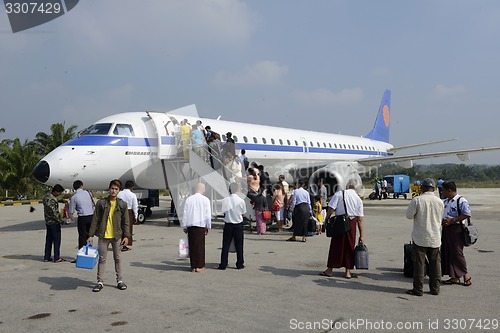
{"left": 43, "top": 184, "right": 65, "bottom": 262}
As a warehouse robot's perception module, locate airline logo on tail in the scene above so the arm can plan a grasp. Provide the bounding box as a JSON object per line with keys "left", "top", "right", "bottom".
{"left": 383, "top": 104, "right": 390, "bottom": 127}
{"left": 365, "top": 89, "right": 391, "bottom": 143}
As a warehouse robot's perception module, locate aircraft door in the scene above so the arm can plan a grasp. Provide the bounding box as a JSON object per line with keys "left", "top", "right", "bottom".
{"left": 165, "top": 115, "right": 181, "bottom": 146}
{"left": 146, "top": 112, "right": 178, "bottom": 159}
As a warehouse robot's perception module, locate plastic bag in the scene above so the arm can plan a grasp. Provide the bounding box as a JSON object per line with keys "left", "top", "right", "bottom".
{"left": 178, "top": 236, "right": 189, "bottom": 259}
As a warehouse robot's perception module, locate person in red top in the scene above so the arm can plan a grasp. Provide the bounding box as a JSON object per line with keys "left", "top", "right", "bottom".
{"left": 272, "top": 183, "right": 286, "bottom": 232}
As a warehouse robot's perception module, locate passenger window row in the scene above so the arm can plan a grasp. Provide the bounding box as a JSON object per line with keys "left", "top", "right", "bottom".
{"left": 84, "top": 122, "right": 378, "bottom": 152}
{"left": 232, "top": 135, "right": 377, "bottom": 151}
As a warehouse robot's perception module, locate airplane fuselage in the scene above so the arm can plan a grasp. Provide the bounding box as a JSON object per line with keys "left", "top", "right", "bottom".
{"left": 33, "top": 111, "right": 392, "bottom": 191}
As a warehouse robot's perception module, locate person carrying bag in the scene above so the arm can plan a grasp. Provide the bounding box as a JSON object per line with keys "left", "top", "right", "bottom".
{"left": 320, "top": 181, "right": 364, "bottom": 279}
{"left": 457, "top": 197, "right": 478, "bottom": 246}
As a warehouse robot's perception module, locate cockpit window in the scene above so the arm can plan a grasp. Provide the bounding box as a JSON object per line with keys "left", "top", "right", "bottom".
{"left": 113, "top": 124, "right": 135, "bottom": 136}
{"left": 79, "top": 123, "right": 112, "bottom": 135}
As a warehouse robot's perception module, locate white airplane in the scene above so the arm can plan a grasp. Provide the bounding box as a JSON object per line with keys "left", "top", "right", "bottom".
{"left": 32, "top": 89, "right": 500, "bottom": 198}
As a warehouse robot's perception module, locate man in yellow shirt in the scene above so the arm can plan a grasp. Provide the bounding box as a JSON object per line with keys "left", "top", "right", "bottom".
{"left": 180, "top": 119, "right": 191, "bottom": 160}
{"left": 88, "top": 179, "right": 130, "bottom": 292}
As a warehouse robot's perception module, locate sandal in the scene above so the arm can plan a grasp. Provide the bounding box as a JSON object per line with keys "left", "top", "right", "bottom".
{"left": 443, "top": 278, "right": 460, "bottom": 285}
{"left": 54, "top": 258, "right": 66, "bottom": 263}
{"left": 116, "top": 281, "right": 127, "bottom": 290}
{"left": 463, "top": 276, "right": 472, "bottom": 286}
{"left": 286, "top": 238, "right": 296, "bottom": 242}
{"left": 319, "top": 271, "right": 332, "bottom": 277}
{"left": 92, "top": 283, "right": 103, "bottom": 292}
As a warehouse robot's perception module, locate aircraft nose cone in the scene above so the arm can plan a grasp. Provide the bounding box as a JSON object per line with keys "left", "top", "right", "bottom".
{"left": 32, "top": 160, "right": 50, "bottom": 183}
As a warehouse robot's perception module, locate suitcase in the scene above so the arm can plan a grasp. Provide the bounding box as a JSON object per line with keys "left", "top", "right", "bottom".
{"left": 403, "top": 243, "right": 413, "bottom": 277}
{"left": 403, "top": 242, "right": 429, "bottom": 278}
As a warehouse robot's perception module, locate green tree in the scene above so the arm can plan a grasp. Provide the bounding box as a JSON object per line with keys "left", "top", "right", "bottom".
{"left": 0, "top": 138, "right": 43, "bottom": 197}
{"left": 33, "top": 122, "right": 78, "bottom": 156}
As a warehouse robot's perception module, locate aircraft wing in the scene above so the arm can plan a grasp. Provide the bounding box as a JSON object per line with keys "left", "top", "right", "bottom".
{"left": 358, "top": 146, "right": 500, "bottom": 166}
{"left": 387, "top": 138, "right": 457, "bottom": 154}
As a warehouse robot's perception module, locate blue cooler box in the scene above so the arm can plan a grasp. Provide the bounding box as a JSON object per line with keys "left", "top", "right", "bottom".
{"left": 76, "top": 243, "right": 98, "bottom": 269}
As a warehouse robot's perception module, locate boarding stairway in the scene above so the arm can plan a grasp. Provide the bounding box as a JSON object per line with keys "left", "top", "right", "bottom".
{"left": 145, "top": 112, "right": 255, "bottom": 227}
{"left": 163, "top": 144, "right": 255, "bottom": 227}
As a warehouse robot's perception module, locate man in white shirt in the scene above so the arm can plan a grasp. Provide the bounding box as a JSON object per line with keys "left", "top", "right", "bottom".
{"left": 218, "top": 183, "right": 247, "bottom": 270}
{"left": 182, "top": 183, "right": 212, "bottom": 272}
{"left": 117, "top": 180, "right": 139, "bottom": 251}
{"left": 321, "top": 180, "right": 364, "bottom": 279}
{"left": 405, "top": 178, "right": 444, "bottom": 296}
{"left": 441, "top": 181, "right": 472, "bottom": 286}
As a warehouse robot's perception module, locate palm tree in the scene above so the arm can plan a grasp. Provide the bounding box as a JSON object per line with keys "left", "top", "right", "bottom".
{"left": 0, "top": 138, "right": 43, "bottom": 197}
{"left": 33, "top": 122, "right": 78, "bottom": 156}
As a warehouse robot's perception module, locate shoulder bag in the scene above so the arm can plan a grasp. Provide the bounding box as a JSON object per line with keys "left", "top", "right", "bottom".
{"left": 326, "top": 191, "right": 352, "bottom": 237}
{"left": 457, "top": 197, "right": 478, "bottom": 246}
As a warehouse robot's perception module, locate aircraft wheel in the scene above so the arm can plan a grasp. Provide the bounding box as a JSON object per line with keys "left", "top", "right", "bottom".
{"left": 137, "top": 208, "right": 146, "bottom": 224}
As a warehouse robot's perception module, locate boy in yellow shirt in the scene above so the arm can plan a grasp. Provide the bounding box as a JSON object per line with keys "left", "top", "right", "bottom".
{"left": 88, "top": 179, "right": 130, "bottom": 292}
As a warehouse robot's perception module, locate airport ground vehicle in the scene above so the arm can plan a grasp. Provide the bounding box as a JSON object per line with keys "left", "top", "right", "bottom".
{"left": 132, "top": 189, "right": 159, "bottom": 223}
{"left": 383, "top": 174, "right": 410, "bottom": 199}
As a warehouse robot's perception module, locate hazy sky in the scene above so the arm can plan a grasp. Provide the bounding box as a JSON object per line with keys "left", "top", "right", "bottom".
{"left": 1, "top": 0, "right": 500, "bottom": 164}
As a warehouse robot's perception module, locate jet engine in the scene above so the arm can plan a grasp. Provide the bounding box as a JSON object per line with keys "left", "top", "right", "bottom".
{"left": 309, "top": 161, "right": 363, "bottom": 198}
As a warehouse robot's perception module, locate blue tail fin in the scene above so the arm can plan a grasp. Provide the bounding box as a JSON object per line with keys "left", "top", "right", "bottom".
{"left": 365, "top": 89, "right": 391, "bottom": 143}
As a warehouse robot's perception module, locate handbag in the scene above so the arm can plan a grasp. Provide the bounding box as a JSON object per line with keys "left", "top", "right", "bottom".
{"left": 261, "top": 194, "right": 272, "bottom": 220}
{"left": 328, "top": 190, "right": 352, "bottom": 237}
{"left": 262, "top": 210, "right": 272, "bottom": 221}
{"left": 354, "top": 243, "right": 369, "bottom": 269}
{"left": 271, "top": 203, "right": 280, "bottom": 212}
{"left": 457, "top": 197, "right": 478, "bottom": 246}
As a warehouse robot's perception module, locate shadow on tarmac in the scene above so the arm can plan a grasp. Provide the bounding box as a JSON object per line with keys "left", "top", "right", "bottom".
{"left": 130, "top": 259, "right": 192, "bottom": 272}
{"left": 0, "top": 220, "right": 49, "bottom": 232}
{"left": 38, "top": 276, "right": 93, "bottom": 291}
{"left": 312, "top": 277, "right": 408, "bottom": 295}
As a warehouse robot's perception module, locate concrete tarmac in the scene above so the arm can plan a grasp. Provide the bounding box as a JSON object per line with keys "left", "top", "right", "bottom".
{"left": 0, "top": 189, "right": 499, "bottom": 332}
